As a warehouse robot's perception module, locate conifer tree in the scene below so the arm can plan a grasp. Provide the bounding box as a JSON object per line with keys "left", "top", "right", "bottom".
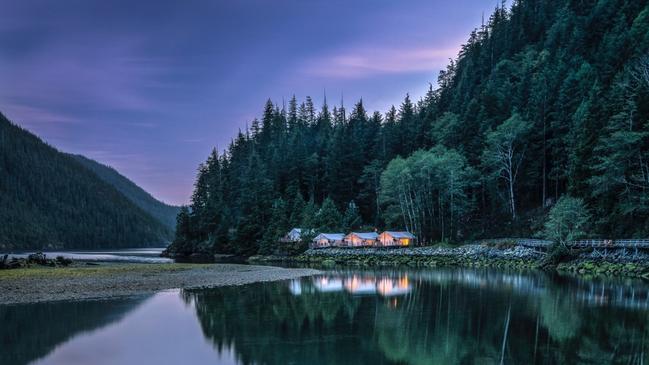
{"left": 342, "top": 201, "right": 362, "bottom": 231}
{"left": 315, "top": 198, "right": 342, "bottom": 232}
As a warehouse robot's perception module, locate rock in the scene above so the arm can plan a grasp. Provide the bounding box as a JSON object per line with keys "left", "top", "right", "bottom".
{"left": 56, "top": 256, "right": 73, "bottom": 266}
{"left": 27, "top": 252, "right": 47, "bottom": 265}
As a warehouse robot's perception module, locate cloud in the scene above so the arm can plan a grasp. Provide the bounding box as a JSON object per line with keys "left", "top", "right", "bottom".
{"left": 1, "top": 103, "right": 80, "bottom": 124}
{"left": 301, "top": 45, "right": 460, "bottom": 79}
{"left": 0, "top": 36, "right": 175, "bottom": 114}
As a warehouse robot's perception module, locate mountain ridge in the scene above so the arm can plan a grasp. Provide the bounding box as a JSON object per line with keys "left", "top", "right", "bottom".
{"left": 70, "top": 154, "right": 180, "bottom": 230}
{"left": 0, "top": 112, "right": 172, "bottom": 250}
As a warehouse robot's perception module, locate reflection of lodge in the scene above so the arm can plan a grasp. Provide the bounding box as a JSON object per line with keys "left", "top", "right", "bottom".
{"left": 292, "top": 274, "right": 412, "bottom": 297}
{"left": 344, "top": 276, "right": 377, "bottom": 295}
{"left": 305, "top": 268, "right": 649, "bottom": 311}
{"left": 377, "top": 277, "right": 411, "bottom": 296}
{"left": 313, "top": 276, "right": 343, "bottom": 292}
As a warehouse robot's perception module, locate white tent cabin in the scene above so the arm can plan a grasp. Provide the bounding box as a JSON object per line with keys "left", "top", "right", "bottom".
{"left": 378, "top": 231, "right": 416, "bottom": 247}
{"left": 283, "top": 228, "right": 304, "bottom": 242}
{"left": 281, "top": 228, "right": 314, "bottom": 243}
{"left": 343, "top": 232, "right": 379, "bottom": 247}
{"left": 311, "top": 233, "right": 345, "bottom": 248}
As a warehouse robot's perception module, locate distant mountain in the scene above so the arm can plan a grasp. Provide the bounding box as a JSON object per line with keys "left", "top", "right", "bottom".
{"left": 70, "top": 154, "right": 180, "bottom": 230}
{"left": 0, "top": 112, "right": 172, "bottom": 250}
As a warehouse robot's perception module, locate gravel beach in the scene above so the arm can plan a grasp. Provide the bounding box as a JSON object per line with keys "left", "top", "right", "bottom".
{"left": 0, "top": 263, "right": 320, "bottom": 305}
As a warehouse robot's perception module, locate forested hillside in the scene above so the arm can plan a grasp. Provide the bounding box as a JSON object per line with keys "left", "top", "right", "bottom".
{"left": 71, "top": 154, "right": 180, "bottom": 230}
{"left": 168, "top": 0, "right": 649, "bottom": 257}
{"left": 0, "top": 113, "right": 172, "bottom": 250}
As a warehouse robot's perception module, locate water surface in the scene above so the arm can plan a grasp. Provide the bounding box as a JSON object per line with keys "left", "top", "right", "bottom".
{"left": 2, "top": 267, "right": 649, "bottom": 365}
{"left": 4, "top": 248, "right": 171, "bottom": 264}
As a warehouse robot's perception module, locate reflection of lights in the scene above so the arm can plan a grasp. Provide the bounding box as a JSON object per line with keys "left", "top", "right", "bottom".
{"left": 377, "top": 276, "right": 411, "bottom": 297}
{"left": 313, "top": 276, "right": 344, "bottom": 292}
{"left": 344, "top": 276, "right": 377, "bottom": 295}
{"left": 289, "top": 280, "right": 302, "bottom": 295}
{"left": 388, "top": 298, "right": 399, "bottom": 308}
{"left": 301, "top": 274, "right": 413, "bottom": 297}
{"left": 399, "top": 276, "right": 409, "bottom": 288}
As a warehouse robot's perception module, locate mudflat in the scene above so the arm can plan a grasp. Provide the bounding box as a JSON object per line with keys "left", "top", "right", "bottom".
{"left": 0, "top": 263, "right": 320, "bottom": 305}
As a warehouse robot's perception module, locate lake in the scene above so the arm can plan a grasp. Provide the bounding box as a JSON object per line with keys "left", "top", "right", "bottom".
{"left": 5, "top": 248, "right": 171, "bottom": 264}
{"left": 2, "top": 266, "right": 649, "bottom": 365}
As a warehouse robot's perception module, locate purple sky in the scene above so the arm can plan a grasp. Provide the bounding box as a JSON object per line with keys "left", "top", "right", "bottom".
{"left": 1, "top": 0, "right": 502, "bottom": 205}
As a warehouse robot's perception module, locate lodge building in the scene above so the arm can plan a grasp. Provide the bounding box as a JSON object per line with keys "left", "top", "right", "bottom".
{"left": 303, "top": 230, "right": 416, "bottom": 249}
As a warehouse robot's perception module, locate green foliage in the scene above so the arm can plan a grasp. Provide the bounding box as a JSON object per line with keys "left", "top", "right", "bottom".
{"left": 168, "top": 0, "right": 649, "bottom": 256}
{"left": 260, "top": 198, "right": 289, "bottom": 255}
{"left": 71, "top": 154, "right": 180, "bottom": 230}
{"left": 341, "top": 201, "right": 362, "bottom": 231}
{"left": 300, "top": 199, "right": 319, "bottom": 230}
{"left": 542, "top": 196, "right": 591, "bottom": 246}
{"left": 482, "top": 113, "right": 532, "bottom": 220}
{"left": 0, "top": 113, "right": 172, "bottom": 250}
{"left": 288, "top": 191, "right": 306, "bottom": 227}
{"left": 380, "top": 146, "right": 476, "bottom": 243}
{"left": 315, "top": 198, "right": 342, "bottom": 232}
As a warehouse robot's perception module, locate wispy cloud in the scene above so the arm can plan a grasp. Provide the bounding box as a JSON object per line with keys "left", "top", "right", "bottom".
{"left": 1, "top": 103, "right": 80, "bottom": 124}
{"left": 301, "top": 45, "right": 460, "bottom": 79}
{"left": 0, "top": 36, "right": 175, "bottom": 114}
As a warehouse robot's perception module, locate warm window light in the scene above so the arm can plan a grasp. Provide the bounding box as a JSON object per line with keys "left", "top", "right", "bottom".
{"left": 398, "top": 276, "right": 409, "bottom": 288}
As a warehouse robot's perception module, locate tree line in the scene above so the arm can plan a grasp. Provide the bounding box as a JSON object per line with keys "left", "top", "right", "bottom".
{"left": 168, "top": 0, "right": 649, "bottom": 257}
{"left": 0, "top": 114, "right": 173, "bottom": 250}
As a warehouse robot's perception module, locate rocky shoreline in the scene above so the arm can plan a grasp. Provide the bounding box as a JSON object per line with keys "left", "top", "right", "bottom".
{"left": 0, "top": 263, "right": 320, "bottom": 305}
{"left": 250, "top": 245, "right": 649, "bottom": 279}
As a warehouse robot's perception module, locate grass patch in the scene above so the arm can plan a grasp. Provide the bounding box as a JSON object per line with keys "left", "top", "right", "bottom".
{"left": 0, "top": 263, "right": 212, "bottom": 279}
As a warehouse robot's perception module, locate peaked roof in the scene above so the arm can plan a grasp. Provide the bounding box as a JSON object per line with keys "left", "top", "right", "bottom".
{"left": 382, "top": 231, "right": 416, "bottom": 239}
{"left": 314, "top": 233, "right": 345, "bottom": 240}
{"left": 347, "top": 232, "right": 379, "bottom": 240}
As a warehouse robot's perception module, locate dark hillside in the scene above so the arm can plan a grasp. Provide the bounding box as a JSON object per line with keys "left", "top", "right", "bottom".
{"left": 0, "top": 113, "right": 172, "bottom": 250}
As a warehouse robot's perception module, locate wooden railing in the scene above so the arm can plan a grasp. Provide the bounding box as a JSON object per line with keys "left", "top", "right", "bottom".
{"left": 474, "top": 238, "right": 553, "bottom": 248}
{"left": 476, "top": 238, "right": 649, "bottom": 250}
{"left": 516, "top": 239, "right": 553, "bottom": 248}
{"left": 568, "top": 239, "right": 649, "bottom": 249}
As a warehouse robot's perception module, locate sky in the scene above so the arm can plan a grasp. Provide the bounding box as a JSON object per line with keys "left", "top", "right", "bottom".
{"left": 1, "top": 0, "right": 502, "bottom": 205}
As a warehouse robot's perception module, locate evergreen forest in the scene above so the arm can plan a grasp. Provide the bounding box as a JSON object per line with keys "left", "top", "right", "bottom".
{"left": 167, "top": 0, "right": 649, "bottom": 256}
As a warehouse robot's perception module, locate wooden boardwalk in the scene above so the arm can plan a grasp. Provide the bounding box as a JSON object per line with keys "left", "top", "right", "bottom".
{"left": 477, "top": 238, "right": 649, "bottom": 251}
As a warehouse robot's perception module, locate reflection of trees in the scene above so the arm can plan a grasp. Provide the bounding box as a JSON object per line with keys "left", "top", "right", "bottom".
{"left": 539, "top": 294, "right": 582, "bottom": 342}
{"left": 183, "top": 282, "right": 377, "bottom": 365}
{"left": 184, "top": 270, "right": 649, "bottom": 365}
{"left": 0, "top": 297, "right": 145, "bottom": 365}
{"left": 531, "top": 283, "right": 649, "bottom": 364}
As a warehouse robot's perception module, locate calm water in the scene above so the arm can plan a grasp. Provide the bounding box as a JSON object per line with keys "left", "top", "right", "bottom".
{"left": 5, "top": 248, "right": 171, "bottom": 263}
{"left": 2, "top": 267, "right": 649, "bottom": 365}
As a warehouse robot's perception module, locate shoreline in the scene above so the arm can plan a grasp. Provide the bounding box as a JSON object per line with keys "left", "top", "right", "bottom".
{"left": 250, "top": 245, "right": 649, "bottom": 279}
{"left": 0, "top": 263, "right": 320, "bottom": 305}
